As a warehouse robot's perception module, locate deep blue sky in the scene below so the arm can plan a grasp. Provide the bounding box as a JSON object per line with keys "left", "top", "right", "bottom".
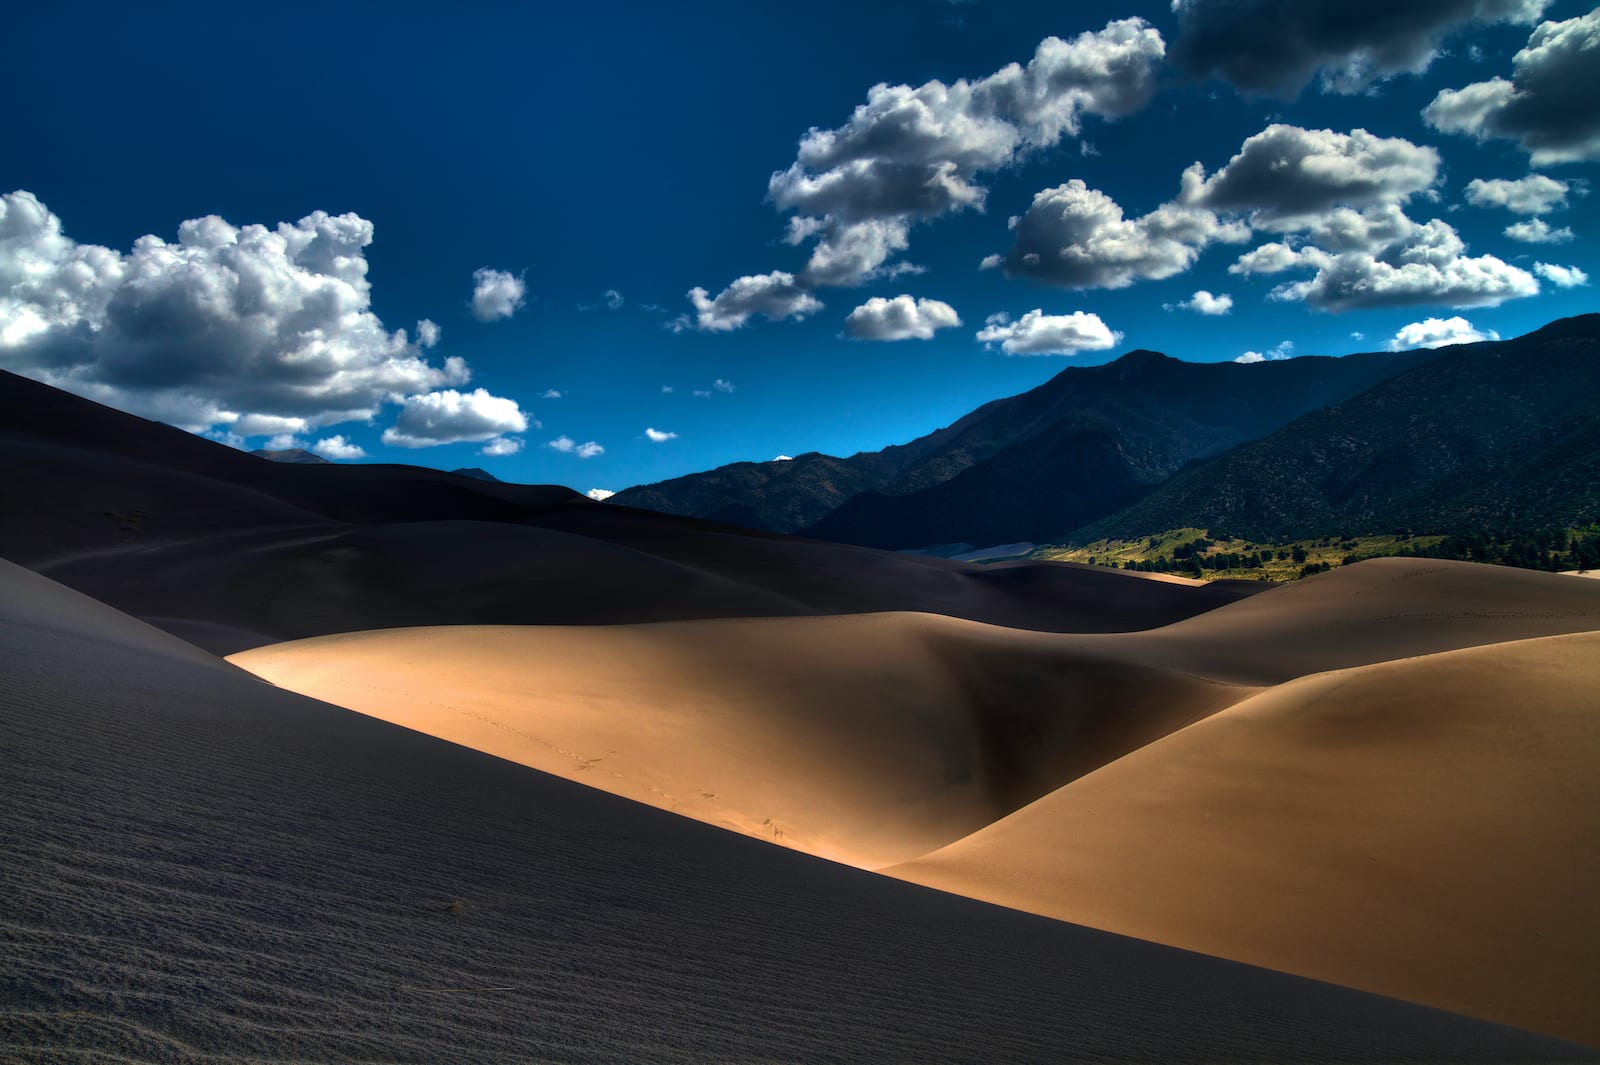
{"left": 3, "top": 1, "right": 1596, "bottom": 495}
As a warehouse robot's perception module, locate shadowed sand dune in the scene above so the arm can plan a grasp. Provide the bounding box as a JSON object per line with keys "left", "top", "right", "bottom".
{"left": 11, "top": 560, "right": 1591, "bottom": 1062}
{"left": 0, "top": 368, "right": 1256, "bottom": 654}
{"left": 232, "top": 559, "right": 1600, "bottom": 1045}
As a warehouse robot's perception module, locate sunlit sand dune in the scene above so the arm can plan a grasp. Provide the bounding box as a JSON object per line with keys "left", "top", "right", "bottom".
{"left": 891, "top": 629, "right": 1600, "bottom": 1044}
{"left": 230, "top": 558, "right": 1600, "bottom": 1045}
{"left": 232, "top": 613, "right": 1252, "bottom": 868}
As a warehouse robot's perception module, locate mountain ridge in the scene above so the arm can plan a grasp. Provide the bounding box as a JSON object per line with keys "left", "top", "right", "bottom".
{"left": 614, "top": 344, "right": 1442, "bottom": 548}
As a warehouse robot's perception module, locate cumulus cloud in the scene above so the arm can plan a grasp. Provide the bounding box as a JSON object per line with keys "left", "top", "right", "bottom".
{"left": 1171, "top": 0, "right": 1548, "bottom": 97}
{"left": 312, "top": 434, "right": 366, "bottom": 460}
{"left": 764, "top": 18, "right": 1165, "bottom": 286}
{"left": 0, "top": 190, "right": 481, "bottom": 437}
{"left": 845, "top": 295, "right": 962, "bottom": 340}
{"left": 1229, "top": 215, "right": 1538, "bottom": 310}
{"left": 976, "top": 309, "right": 1121, "bottom": 355}
{"left": 480, "top": 436, "right": 523, "bottom": 456}
{"left": 548, "top": 436, "right": 604, "bottom": 458}
{"left": 1464, "top": 174, "right": 1571, "bottom": 214}
{"left": 470, "top": 267, "right": 526, "bottom": 321}
{"left": 692, "top": 389, "right": 712, "bottom": 399}
{"left": 1533, "top": 261, "right": 1589, "bottom": 287}
{"left": 681, "top": 272, "right": 822, "bottom": 332}
{"left": 1504, "top": 217, "right": 1574, "bottom": 242}
{"left": 416, "top": 319, "right": 440, "bottom": 348}
{"left": 586, "top": 488, "right": 615, "bottom": 501}
{"left": 713, "top": 378, "right": 735, "bottom": 393}
{"left": 996, "top": 180, "right": 1249, "bottom": 288}
{"left": 1179, "top": 125, "right": 1440, "bottom": 225}
{"left": 1167, "top": 289, "right": 1233, "bottom": 314}
{"left": 1234, "top": 339, "right": 1295, "bottom": 364}
{"left": 1424, "top": 9, "right": 1600, "bottom": 165}
{"left": 540, "top": 388, "right": 563, "bottom": 399}
{"left": 773, "top": 455, "right": 793, "bottom": 462}
{"left": 1385, "top": 316, "right": 1499, "bottom": 350}
{"left": 644, "top": 427, "right": 678, "bottom": 442}
{"left": 381, "top": 387, "right": 531, "bottom": 448}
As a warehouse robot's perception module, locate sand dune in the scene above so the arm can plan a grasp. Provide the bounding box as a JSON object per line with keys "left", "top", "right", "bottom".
{"left": 233, "top": 614, "right": 1252, "bottom": 868}
{"left": 232, "top": 558, "right": 1600, "bottom": 1045}
{"left": 11, "top": 559, "right": 1584, "bottom": 1062}
{"left": 892, "top": 630, "right": 1600, "bottom": 1044}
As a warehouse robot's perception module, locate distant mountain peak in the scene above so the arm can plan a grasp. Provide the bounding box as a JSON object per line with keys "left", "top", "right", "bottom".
{"left": 251, "top": 448, "right": 329, "bottom": 465}
{"left": 1114, "top": 348, "right": 1174, "bottom": 365}
{"left": 451, "top": 467, "right": 499, "bottom": 482}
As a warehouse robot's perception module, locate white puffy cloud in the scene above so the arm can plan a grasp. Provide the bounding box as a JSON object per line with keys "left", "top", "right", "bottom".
{"left": 312, "top": 434, "right": 367, "bottom": 460}
{"left": 844, "top": 295, "right": 962, "bottom": 340}
{"left": 1167, "top": 289, "right": 1233, "bottom": 314}
{"left": 480, "top": 436, "right": 523, "bottom": 456}
{"left": 604, "top": 288, "right": 623, "bottom": 310}
{"left": 470, "top": 267, "right": 526, "bottom": 321}
{"left": 682, "top": 271, "right": 822, "bottom": 332}
{"left": 548, "top": 436, "right": 604, "bottom": 458}
{"left": 713, "top": 378, "right": 735, "bottom": 393}
{"left": 767, "top": 18, "right": 1166, "bottom": 286}
{"left": 997, "top": 180, "right": 1249, "bottom": 288}
{"left": 1228, "top": 207, "right": 1538, "bottom": 311}
{"left": 1385, "top": 316, "right": 1500, "bottom": 350}
{"left": 540, "top": 388, "right": 563, "bottom": 399}
{"left": 692, "top": 389, "right": 712, "bottom": 399}
{"left": 586, "top": 488, "right": 615, "bottom": 501}
{"left": 1171, "top": 0, "right": 1549, "bottom": 97}
{"left": 644, "top": 427, "right": 678, "bottom": 442}
{"left": 0, "top": 190, "right": 476, "bottom": 436}
{"left": 772, "top": 455, "right": 793, "bottom": 462}
{"left": 1463, "top": 174, "right": 1571, "bottom": 214}
{"left": 1424, "top": 9, "right": 1600, "bottom": 165}
{"left": 381, "top": 387, "right": 531, "bottom": 448}
{"left": 416, "top": 318, "right": 440, "bottom": 348}
{"left": 1234, "top": 340, "right": 1294, "bottom": 364}
{"left": 1504, "top": 217, "right": 1574, "bottom": 243}
{"left": 1533, "top": 262, "right": 1590, "bottom": 287}
{"left": 1179, "top": 125, "right": 1440, "bottom": 225}
{"left": 976, "top": 309, "right": 1121, "bottom": 355}
{"left": 796, "top": 218, "right": 917, "bottom": 287}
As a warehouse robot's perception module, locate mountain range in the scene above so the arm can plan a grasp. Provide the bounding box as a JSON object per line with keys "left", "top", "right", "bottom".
{"left": 613, "top": 314, "right": 1600, "bottom": 549}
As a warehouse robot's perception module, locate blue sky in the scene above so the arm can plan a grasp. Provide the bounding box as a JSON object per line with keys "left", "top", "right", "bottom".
{"left": 3, "top": 1, "right": 1596, "bottom": 496}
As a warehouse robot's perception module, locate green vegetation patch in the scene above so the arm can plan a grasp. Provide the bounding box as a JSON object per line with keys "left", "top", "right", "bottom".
{"left": 1035, "top": 525, "right": 1600, "bottom": 582}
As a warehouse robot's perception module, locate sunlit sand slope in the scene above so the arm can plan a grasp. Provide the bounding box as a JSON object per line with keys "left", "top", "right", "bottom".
{"left": 892, "top": 630, "right": 1600, "bottom": 1045}
{"left": 232, "top": 614, "right": 1252, "bottom": 868}
{"left": 10, "top": 560, "right": 1589, "bottom": 1062}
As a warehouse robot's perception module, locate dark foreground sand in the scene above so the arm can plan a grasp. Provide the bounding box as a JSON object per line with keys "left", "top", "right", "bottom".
{"left": 5, "top": 558, "right": 1593, "bottom": 1063}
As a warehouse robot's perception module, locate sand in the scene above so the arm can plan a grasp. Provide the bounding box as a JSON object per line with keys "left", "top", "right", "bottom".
{"left": 11, "top": 558, "right": 1586, "bottom": 1062}
{"left": 233, "top": 559, "right": 1600, "bottom": 1044}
